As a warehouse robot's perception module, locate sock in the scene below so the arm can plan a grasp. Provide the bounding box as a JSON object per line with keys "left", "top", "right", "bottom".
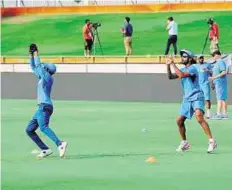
{"left": 209, "top": 138, "right": 214, "bottom": 142}
{"left": 206, "top": 109, "right": 211, "bottom": 117}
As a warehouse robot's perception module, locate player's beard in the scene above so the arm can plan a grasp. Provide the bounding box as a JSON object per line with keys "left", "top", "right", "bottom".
{"left": 182, "top": 58, "right": 189, "bottom": 66}
{"left": 198, "top": 58, "right": 204, "bottom": 64}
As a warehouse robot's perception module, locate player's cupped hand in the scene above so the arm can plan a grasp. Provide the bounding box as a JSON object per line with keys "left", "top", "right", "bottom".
{"left": 165, "top": 56, "right": 174, "bottom": 65}
{"left": 208, "top": 77, "right": 215, "bottom": 82}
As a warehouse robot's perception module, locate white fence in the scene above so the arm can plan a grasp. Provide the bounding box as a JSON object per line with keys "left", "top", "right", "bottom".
{"left": 1, "top": 0, "right": 232, "bottom": 7}
{"left": 1, "top": 55, "right": 231, "bottom": 74}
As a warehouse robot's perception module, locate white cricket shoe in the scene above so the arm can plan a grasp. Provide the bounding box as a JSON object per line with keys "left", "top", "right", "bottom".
{"left": 210, "top": 114, "right": 222, "bottom": 120}
{"left": 58, "top": 141, "right": 68, "bottom": 158}
{"left": 176, "top": 141, "right": 190, "bottom": 152}
{"left": 207, "top": 140, "right": 217, "bottom": 153}
{"left": 37, "top": 149, "right": 53, "bottom": 158}
{"left": 221, "top": 114, "right": 229, "bottom": 120}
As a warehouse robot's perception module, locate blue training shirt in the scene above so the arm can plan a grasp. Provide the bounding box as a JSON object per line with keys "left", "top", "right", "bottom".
{"left": 194, "top": 62, "right": 212, "bottom": 85}
{"left": 180, "top": 65, "right": 204, "bottom": 101}
{"left": 212, "top": 59, "right": 227, "bottom": 86}
{"left": 30, "top": 56, "right": 53, "bottom": 106}
{"left": 124, "top": 23, "right": 133, "bottom": 37}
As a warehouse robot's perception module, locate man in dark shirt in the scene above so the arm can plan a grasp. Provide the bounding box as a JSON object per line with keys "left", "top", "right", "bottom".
{"left": 121, "top": 17, "right": 133, "bottom": 56}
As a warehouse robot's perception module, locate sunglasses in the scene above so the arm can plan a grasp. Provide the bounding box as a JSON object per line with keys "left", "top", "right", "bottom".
{"left": 182, "top": 55, "right": 189, "bottom": 58}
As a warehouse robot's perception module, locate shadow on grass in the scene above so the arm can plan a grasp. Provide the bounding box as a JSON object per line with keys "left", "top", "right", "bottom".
{"left": 65, "top": 153, "right": 151, "bottom": 160}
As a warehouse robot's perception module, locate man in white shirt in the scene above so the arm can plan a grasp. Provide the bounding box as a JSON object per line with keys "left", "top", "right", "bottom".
{"left": 165, "top": 17, "right": 178, "bottom": 55}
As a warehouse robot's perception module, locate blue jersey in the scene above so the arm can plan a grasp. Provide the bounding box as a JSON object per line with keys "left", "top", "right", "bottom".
{"left": 194, "top": 62, "right": 212, "bottom": 84}
{"left": 124, "top": 23, "right": 133, "bottom": 37}
{"left": 30, "top": 57, "right": 53, "bottom": 106}
{"left": 180, "top": 65, "right": 203, "bottom": 101}
{"left": 212, "top": 59, "right": 227, "bottom": 86}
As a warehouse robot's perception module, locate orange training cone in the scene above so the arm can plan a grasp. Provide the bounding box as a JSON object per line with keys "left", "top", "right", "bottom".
{"left": 146, "top": 156, "right": 157, "bottom": 163}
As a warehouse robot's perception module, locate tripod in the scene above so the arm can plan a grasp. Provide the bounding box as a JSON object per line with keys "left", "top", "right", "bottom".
{"left": 202, "top": 26, "right": 221, "bottom": 55}
{"left": 92, "top": 28, "right": 104, "bottom": 56}
{"left": 201, "top": 27, "right": 210, "bottom": 55}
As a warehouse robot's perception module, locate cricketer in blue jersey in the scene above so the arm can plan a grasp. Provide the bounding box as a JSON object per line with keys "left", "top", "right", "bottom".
{"left": 209, "top": 50, "right": 228, "bottom": 119}
{"left": 195, "top": 55, "right": 213, "bottom": 118}
{"left": 26, "top": 44, "right": 67, "bottom": 158}
{"left": 166, "top": 49, "right": 216, "bottom": 153}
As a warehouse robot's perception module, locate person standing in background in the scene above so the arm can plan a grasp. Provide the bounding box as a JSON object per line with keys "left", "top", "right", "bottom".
{"left": 207, "top": 18, "right": 219, "bottom": 55}
{"left": 121, "top": 17, "right": 133, "bottom": 56}
{"left": 83, "top": 19, "right": 93, "bottom": 57}
{"left": 209, "top": 50, "right": 228, "bottom": 119}
{"left": 165, "top": 17, "right": 178, "bottom": 56}
{"left": 195, "top": 55, "right": 213, "bottom": 119}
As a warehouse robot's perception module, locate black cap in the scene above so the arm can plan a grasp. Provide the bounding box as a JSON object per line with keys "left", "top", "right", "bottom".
{"left": 85, "top": 19, "right": 90, "bottom": 24}
{"left": 207, "top": 18, "right": 214, "bottom": 24}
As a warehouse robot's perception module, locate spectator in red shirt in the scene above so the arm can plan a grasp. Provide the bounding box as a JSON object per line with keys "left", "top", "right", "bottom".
{"left": 207, "top": 18, "right": 219, "bottom": 54}
{"left": 83, "top": 19, "right": 93, "bottom": 57}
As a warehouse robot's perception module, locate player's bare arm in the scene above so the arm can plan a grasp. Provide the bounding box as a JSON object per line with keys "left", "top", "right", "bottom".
{"left": 166, "top": 57, "right": 178, "bottom": 80}
{"left": 171, "top": 63, "right": 191, "bottom": 78}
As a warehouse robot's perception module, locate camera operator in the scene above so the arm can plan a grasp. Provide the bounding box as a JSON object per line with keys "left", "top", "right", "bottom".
{"left": 83, "top": 19, "right": 93, "bottom": 57}
{"left": 121, "top": 17, "right": 133, "bottom": 56}
{"left": 207, "top": 18, "right": 219, "bottom": 55}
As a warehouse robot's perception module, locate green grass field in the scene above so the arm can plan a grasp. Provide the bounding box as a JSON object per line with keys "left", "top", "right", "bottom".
{"left": 2, "top": 11, "right": 232, "bottom": 56}
{"left": 2, "top": 99, "right": 232, "bottom": 190}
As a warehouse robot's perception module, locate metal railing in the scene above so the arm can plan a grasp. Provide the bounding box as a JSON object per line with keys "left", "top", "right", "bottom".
{"left": 1, "top": 0, "right": 231, "bottom": 8}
